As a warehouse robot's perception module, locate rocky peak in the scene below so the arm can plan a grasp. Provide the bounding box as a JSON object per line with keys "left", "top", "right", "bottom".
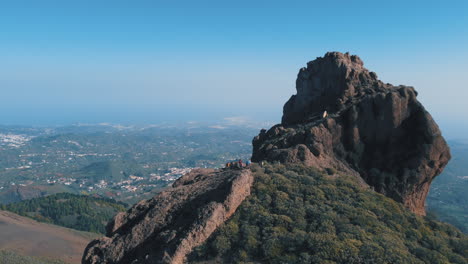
{"left": 283, "top": 52, "right": 385, "bottom": 125}
{"left": 82, "top": 52, "right": 454, "bottom": 264}
{"left": 254, "top": 52, "right": 451, "bottom": 215}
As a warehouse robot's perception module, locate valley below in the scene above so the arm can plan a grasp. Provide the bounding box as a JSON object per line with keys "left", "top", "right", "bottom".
{"left": 0, "top": 121, "right": 467, "bottom": 263}
{"left": 0, "top": 53, "right": 467, "bottom": 262}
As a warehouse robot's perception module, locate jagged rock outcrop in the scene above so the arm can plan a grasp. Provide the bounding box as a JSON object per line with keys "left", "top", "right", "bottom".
{"left": 82, "top": 168, "right": 253, "bottom": 264}
{"left": 82, "top": 51, "right": 452, "bottom": 264}
{"left": 252, "top": 52, "right": 451, "bottom": 215}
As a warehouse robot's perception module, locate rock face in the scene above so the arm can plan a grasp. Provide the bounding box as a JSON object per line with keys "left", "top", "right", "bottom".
{"left": 82, "top": 168, "right": 253, "bottom": 264}
{"left": 252, "top": 52, "right": 450, "bottom": 215}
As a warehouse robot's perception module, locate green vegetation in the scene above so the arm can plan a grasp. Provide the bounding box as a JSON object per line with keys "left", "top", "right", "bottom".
{"left": 0, "top": 250, "right": 66, "bottom": 264}
{"left": 0, "top": 193, "right": 127, "bottom": 234}
{"left": 78, "top": 160, "right": 143, "bottom": 182}
{"left": 0, "top": 184, "right": 76, "bottom": 205}
{"left": 190, "top": 163, "right": 468, "bottom": 264}
{"left": 0, "top": 124, "right": 255, "bottom": 204}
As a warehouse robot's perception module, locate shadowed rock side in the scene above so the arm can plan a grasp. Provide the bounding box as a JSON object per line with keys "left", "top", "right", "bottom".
{"left": 82, "top": 168, "right": 253, "bottom": 264}
{"left": 252, "top": 52, "right": 451, "bottom": 215}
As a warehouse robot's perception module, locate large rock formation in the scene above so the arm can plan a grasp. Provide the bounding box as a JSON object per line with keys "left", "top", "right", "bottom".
{"left": 82, "top": 168, "right": 253, "bottom": 264}
{"left": 252, "top": 52, "right": 450, "bottom": 215}
{"left": 82, "top": 52, "right": 452, "bottom": 264}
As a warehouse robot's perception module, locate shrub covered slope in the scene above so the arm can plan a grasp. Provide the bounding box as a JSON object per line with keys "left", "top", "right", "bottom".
{"left": 190, "top": 164, "right": 467, "bottom": 264}
{"left": 0, "top": 193, "right": 127, "bottom": 233}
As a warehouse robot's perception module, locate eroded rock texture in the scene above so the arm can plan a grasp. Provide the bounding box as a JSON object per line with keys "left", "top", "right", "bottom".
{"left": 82, "top": 168, "right": 253, "bottom": 264}
{"left": 252, "top": 52, "right": 450, "bottom": 215}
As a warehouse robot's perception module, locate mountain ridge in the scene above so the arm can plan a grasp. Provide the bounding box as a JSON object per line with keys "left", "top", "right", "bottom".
{"left": 82, "top": 52, "right": 461, "bottom": 263}
{"left": 83, "top": 168, "right": 253, "bottom": 264}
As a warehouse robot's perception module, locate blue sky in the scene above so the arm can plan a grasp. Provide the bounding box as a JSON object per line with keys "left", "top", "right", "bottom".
{"left": 0, "top": 0, "right": 467, "bottom": 137}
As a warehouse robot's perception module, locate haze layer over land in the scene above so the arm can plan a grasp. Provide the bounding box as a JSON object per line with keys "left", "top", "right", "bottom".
{"left": 0, "top": 1, "right": 467, "bottom": 135}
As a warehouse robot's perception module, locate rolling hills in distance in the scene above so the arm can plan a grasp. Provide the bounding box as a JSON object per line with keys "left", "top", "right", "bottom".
{"left": 0, "top": 119, "right": 466, "bottom": 262}
{"left": 0, "top": 122, "right": 257, "bottom": 205}
{"left": 0, "top": 122, "right": 466, "bottom": 234}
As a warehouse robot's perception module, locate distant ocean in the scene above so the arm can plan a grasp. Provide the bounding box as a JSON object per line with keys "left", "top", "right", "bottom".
{"left": 0, "top": 106, "right": 280, "bottom": 127}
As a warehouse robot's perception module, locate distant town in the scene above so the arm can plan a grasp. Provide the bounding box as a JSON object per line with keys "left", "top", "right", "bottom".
{"left": 0, "top": 123, "right": 258, "bottom": 203}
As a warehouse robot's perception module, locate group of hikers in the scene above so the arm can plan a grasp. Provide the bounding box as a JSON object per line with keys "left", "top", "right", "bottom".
{"left": 225, "top": 159, "right": 251, "bottom": 169}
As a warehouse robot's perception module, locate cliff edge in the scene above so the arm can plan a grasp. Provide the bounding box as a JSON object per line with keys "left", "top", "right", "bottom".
{"left": 252, "top": 52, "right": 451, "bottom": 215}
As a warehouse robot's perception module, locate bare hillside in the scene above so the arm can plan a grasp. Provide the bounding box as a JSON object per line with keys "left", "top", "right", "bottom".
{"left": 0, "top": 210, "right": 98, "bottom": 264}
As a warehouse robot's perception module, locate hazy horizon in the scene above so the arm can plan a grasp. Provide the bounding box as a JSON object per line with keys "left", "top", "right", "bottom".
{"left": 1, "top": 1, "right": 467, "bottom": 137}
